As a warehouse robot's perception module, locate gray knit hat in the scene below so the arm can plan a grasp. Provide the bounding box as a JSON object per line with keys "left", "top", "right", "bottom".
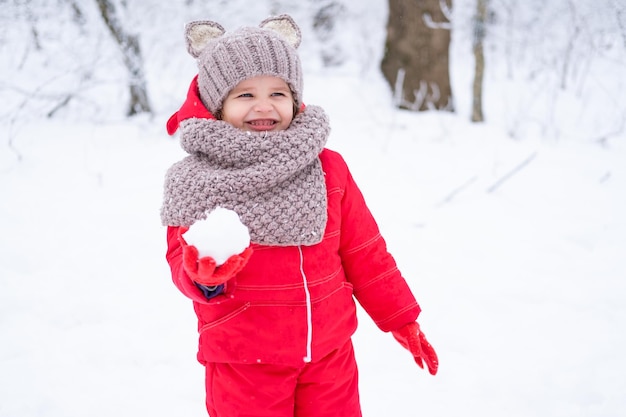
{"left": 184, "top": 15, "right": 303, "bottom": 115}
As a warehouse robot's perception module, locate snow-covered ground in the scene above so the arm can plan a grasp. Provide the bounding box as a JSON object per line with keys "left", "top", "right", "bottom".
{"left": 2, "top": 1, "right": 626, "bottom": 416}
{"left": 1, "top": 71, "right": 625, "bottom": 416}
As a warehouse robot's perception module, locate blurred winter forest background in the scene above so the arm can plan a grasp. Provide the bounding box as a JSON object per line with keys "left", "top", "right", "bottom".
{"left": 2, "top": 0, "right": 625, "bottom": 145}
{"left": 2, "top": 2, "right": 626, "bottom": 416}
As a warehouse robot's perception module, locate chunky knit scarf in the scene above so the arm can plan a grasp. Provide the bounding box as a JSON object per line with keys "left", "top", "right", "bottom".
{"left": 161, "top": 105, "right": 330, "bottom": 246}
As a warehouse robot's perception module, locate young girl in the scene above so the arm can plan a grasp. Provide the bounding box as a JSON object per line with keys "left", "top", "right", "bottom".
{"left": 162, "top": 14, "right": 438, "bottom": 417}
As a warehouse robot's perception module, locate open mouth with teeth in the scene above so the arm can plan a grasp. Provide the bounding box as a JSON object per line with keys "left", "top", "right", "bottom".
{"left": 247, "top": 119, "right": 278, "bottom": 131}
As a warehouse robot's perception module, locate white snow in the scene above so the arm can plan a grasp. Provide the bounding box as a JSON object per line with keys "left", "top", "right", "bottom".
{"left": 182, "top": 207, "right": 251, "bottom": 264}
{"left": 1, "top": 75, "right": 624, "bottom": 417}
{"left": 1, "top": 1, "right": 625, "bottom": 417}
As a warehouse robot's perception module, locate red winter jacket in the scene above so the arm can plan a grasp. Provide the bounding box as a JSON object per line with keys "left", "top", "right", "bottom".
{"left": 166, "top": 148, "right": 420, "bottom": 367}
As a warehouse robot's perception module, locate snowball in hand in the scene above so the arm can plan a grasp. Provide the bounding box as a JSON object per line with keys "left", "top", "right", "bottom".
{"left": 183, "top": 207, "right": 251, "bottom": 265}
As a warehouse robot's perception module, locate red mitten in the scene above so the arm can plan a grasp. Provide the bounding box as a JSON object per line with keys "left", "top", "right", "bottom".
{"left": 392, "top": 322, "right": 439, "bottom": 375}
{"left": 178, "top": 227, "right": 253, "bottom": 287}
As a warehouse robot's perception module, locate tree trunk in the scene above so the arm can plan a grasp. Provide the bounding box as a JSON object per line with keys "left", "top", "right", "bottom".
{"left": 312, "top": 1, "right": 347, "bottom": 67}
{"left": 95, "top": 0, "right": 152, "bottom": 116}
{"left": 381, "top": 0, "right": 453, "bottom": 111}
{"left": 471, "top": 0, "right": 487, "bottom": 122}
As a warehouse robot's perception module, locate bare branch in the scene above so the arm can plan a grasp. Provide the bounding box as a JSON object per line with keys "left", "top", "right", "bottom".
{"left": 423, "top": 13, "right": 452, "bottom": 30}
{"left": 423, "top": 0, "right": 453, "bottom": 30}
{"left": 439, "top": 0, "right": 453, "bottom": 22}
{"left": 393, "top": 68, "right": 406, "bottom": 107}
{"left": 46, "top": 95, "right": 73, "bottom": 118}
{"left": 411, "top": 80, "right": 428, "bottom": 111}
{"left": 614, "top": 0, "right": 626, "bottom": 48}
{"left": 95, "top": 0, "right": 151, "bottom": 115}
{"left": 486, "top": 152, "right": 538, "bottom": 193}
{"left": 437, "top": 176, "right": 478, "bottom": 207}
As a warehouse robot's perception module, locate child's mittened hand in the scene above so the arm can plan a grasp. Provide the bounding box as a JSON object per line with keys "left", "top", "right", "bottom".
{"left": 392, "top": 322, "right": 439, "bottom": 375}
{"left": 179, "top": 227, "right": 253, "bottom": 286}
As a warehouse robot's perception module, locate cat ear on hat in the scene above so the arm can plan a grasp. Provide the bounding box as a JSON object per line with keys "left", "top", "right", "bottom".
{"left": 259, "top": 14, "right": 301, "bottom": 49}
{"left": 185, "top": 21, "right": 225, "bottom": 58}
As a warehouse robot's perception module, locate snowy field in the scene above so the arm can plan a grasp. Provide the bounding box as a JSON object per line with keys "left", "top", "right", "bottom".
{"left": 2, "top": 2, "right": 626, "bottom": 416}
{"left": 1, "top": 72, "right": 625, "bottom": 416}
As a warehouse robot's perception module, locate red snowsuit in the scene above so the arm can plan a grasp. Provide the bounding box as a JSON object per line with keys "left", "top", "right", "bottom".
{"left": 166, "top": 148, "right": 421, "bottom": 416}
{"left": 166, "top": 148, "right": 420, "bottom": 363}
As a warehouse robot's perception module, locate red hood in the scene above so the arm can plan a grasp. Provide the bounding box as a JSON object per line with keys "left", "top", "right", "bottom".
{"left": 166, "top": 76, "right": 215, "bottom": 135}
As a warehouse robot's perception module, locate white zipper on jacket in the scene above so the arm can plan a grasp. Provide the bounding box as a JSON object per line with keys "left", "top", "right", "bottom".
{"left": 298, "top": 245, "right": 313, "bottom": 363}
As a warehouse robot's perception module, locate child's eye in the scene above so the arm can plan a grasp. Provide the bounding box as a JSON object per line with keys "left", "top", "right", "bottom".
{"left": 238, "top": 93, "right": 253, "bottom": 98}
{"left": 271, "top": 92, "right": 286, "bottom": 97}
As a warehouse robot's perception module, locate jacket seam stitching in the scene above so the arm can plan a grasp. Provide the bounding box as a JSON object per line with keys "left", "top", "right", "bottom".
{"left": 343, "top": 233, "right": 382, "bottom": 255}
{"left": 375, "top": 303, "right": 419, "bottom": 327}
{"left": 353, "top": 267, "right": 398, "bottom": 292}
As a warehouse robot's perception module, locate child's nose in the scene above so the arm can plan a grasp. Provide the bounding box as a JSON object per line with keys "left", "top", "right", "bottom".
{"left": 253, "top": 98, "right": 273, "bottom": 112}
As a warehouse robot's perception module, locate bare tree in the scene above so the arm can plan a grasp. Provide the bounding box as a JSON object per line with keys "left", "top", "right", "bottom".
{"left": 471, "top": 0, "right": 488, "bottom": 122}
{"left": 381, "top": 0, "right": 454, "bottom": 111}
{"left": 95, "top": 0, "right": 152, "bottom": 116}
{"left": 616, "top": 0, "right": 626, "bottom": 47}
{"left": 312, "top": 1, "right": 347, "bottom": 67}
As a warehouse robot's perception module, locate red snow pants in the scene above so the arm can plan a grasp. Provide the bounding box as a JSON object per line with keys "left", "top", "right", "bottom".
{"left": 204, "top": 339, "right": 362, "bottom": 417}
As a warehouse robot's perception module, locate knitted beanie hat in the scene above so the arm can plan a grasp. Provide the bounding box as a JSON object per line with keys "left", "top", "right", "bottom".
{"left": 184, "top": 15, "right": 303, "bottom": 115}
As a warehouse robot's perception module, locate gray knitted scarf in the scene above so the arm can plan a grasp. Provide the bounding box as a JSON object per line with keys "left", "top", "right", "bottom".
{"left": 161, "top": 105, "right": 330, "bottom": 246}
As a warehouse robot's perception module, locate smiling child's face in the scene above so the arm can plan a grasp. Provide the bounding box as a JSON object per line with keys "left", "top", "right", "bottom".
{"left": 221, "top": 75, "right": 295, "bottom": 132}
